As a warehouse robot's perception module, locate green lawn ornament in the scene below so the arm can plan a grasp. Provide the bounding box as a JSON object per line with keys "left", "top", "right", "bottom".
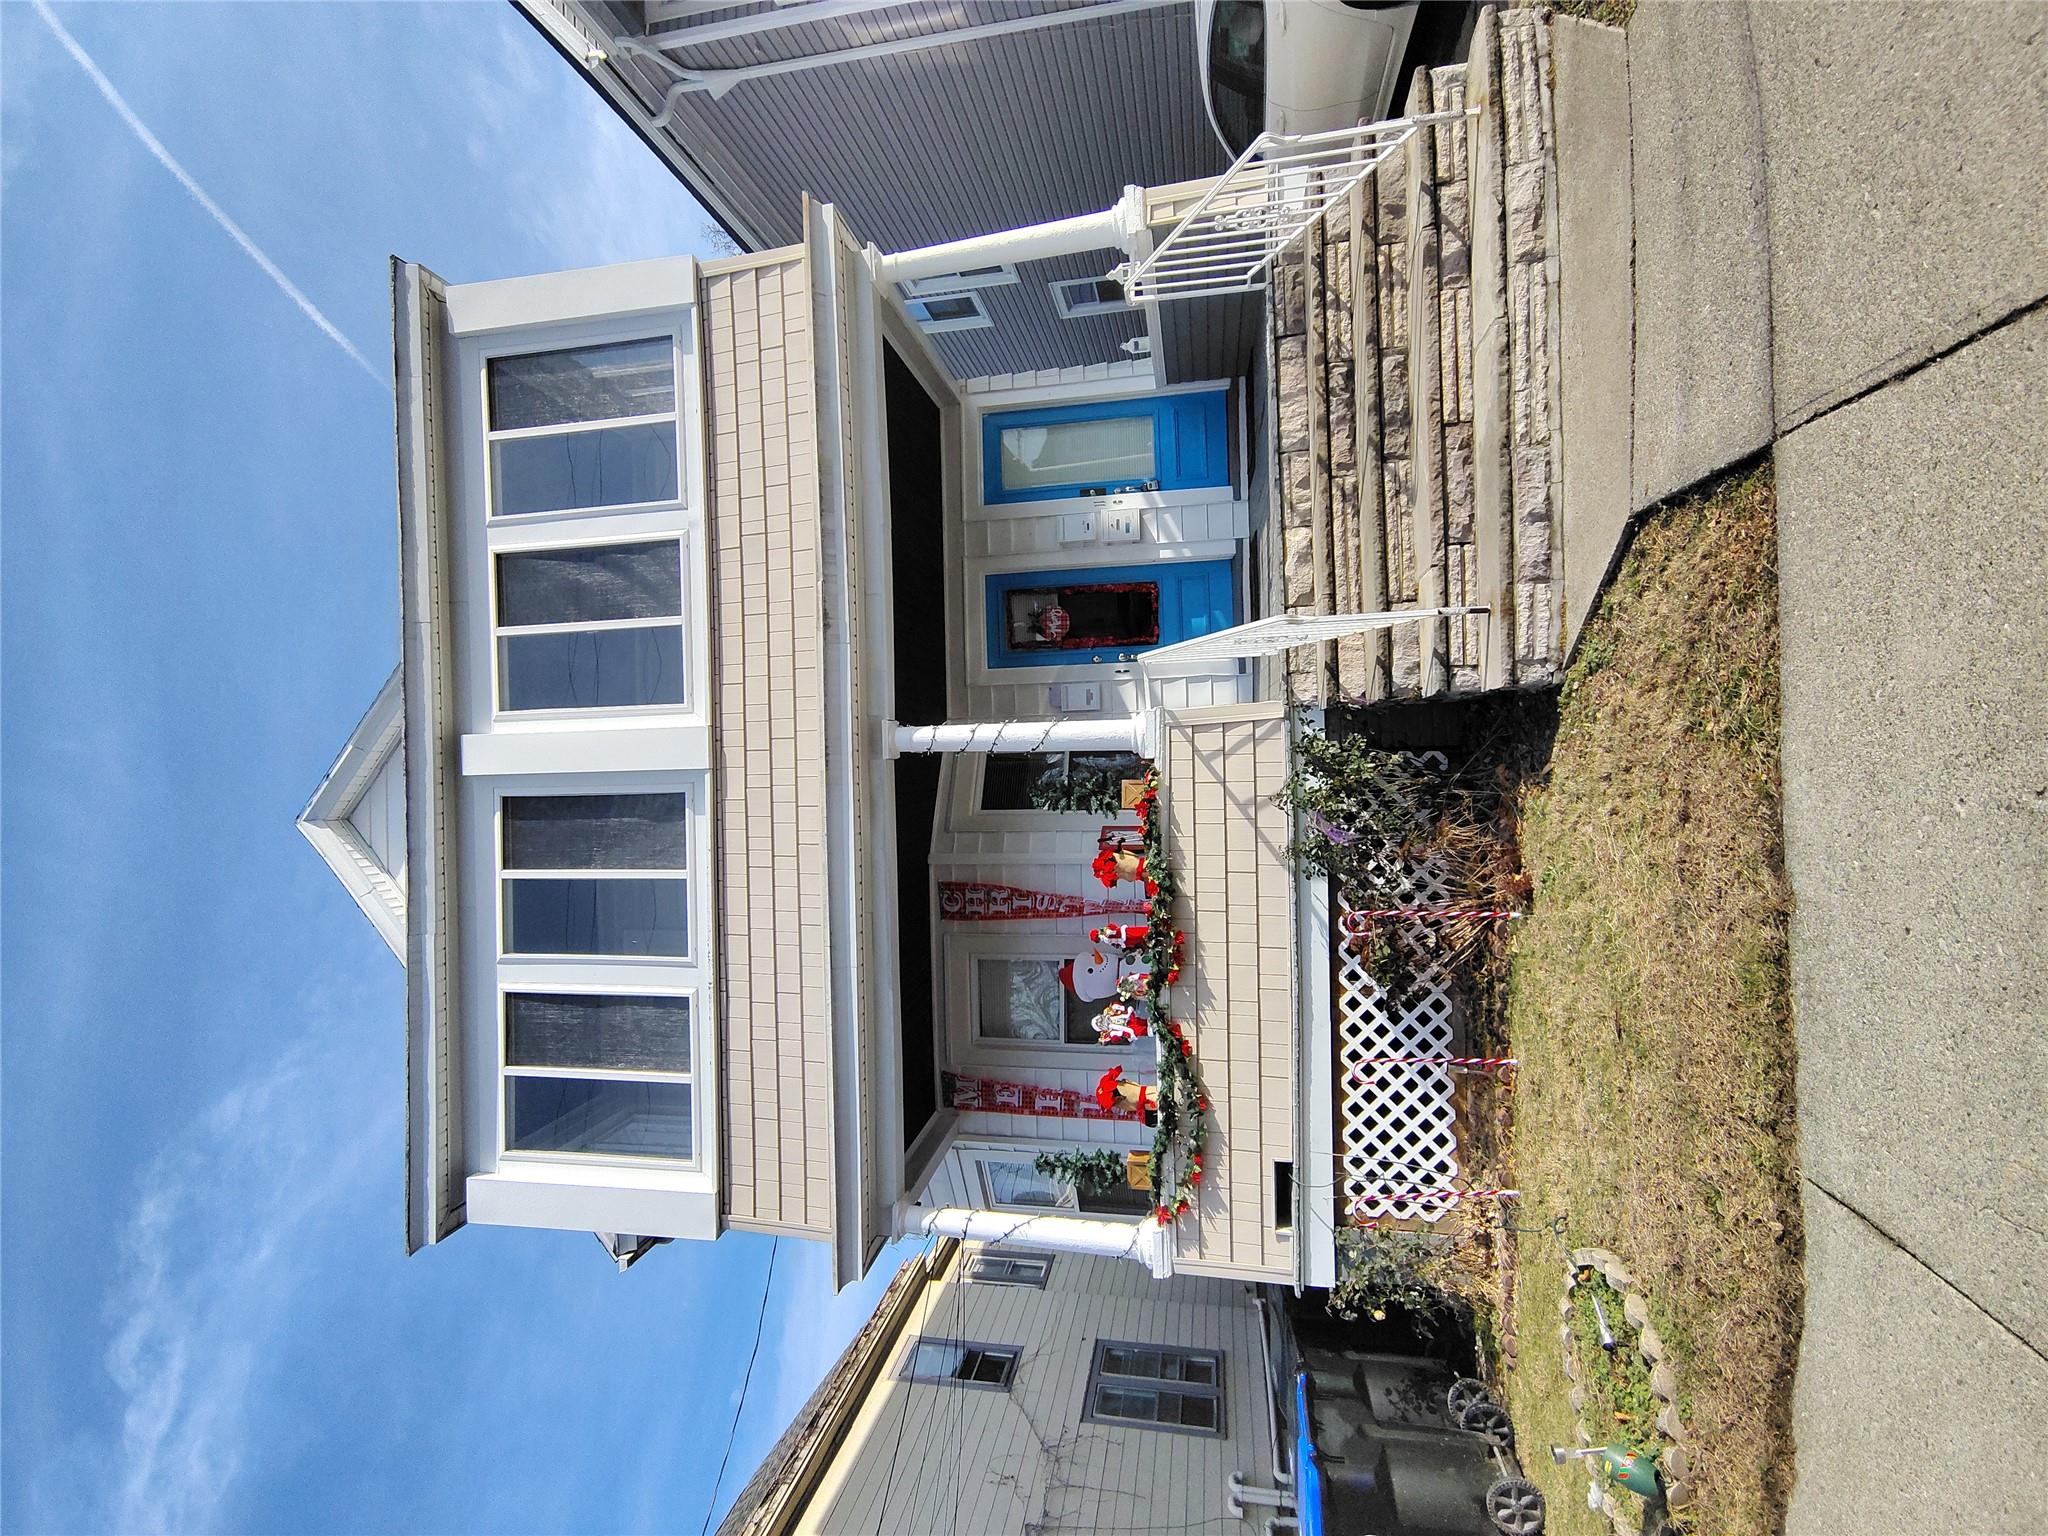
{"left": 1551, "top": 1443, "right": 1662, "bottom": 1497}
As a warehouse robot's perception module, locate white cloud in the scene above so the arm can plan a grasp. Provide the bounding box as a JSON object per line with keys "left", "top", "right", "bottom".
{"left": 93, "top": 1033, "right": 399, "bottom": 1535}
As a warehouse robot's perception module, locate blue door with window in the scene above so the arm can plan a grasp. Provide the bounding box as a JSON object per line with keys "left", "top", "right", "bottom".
{"left": 986, "top": 559, "right": 1237, "bottom": 668}
{"left": 981, "top": 390, "right": 1230, "bottom": 504}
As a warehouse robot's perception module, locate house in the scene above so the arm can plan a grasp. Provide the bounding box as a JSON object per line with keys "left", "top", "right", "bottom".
{"left": 300, "top": 2, "right": 1575, "bottom": 1289}
{"left": 713, "top": 1238, "right": 1288, "bottom": 1535}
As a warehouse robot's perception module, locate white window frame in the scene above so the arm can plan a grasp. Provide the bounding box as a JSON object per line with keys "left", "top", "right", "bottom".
{"left": 490, "top": 534, "right": 693, "bottom": 720}
{"left": 1049, "top": 274, "right": 1133, "bottom": 319}
{"left": 905, "top": 290, "right": 994, "bottom": 333}
{"left": 465, "top": 316, "right": 703, "bottom": 727}
{"left": 944, "top": 929, "right": 1147, "bottom": 1069}
{"left": 493, "top": 779, "right": 710, "bottom": 1172}
{"left": 966, "top": 1146, "right": 1147, "bottom": 1223}
{"left": 481, "top": 337, "right": 682, "bottom": 522}
{"left": 899, "top": 264, "right": 1018, "bottom": 299}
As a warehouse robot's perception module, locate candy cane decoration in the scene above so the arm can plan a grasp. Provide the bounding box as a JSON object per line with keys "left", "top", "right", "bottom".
{"left": 1339, "top": 906, "right": 1522, "bottom": 936}
{"left": 1348, "top": 1054, "right": 1517, "bottom": 1079}
{"left": 1349, "top": 1186, "right": 1520, "bottom": 1219}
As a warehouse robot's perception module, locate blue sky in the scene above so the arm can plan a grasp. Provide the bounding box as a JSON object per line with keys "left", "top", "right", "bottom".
{"left": 1, "top": 7, "right": 908, "bottom": 1531}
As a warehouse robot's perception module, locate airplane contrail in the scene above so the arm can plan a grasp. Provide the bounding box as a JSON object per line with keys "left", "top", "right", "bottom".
{"left": 31, "top": 0, "right": 387, "bottom": 389}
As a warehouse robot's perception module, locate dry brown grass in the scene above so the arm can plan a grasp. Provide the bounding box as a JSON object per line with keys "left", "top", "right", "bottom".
{"left": 1498, "top": 464, "right": 1802, "bottom": 1536}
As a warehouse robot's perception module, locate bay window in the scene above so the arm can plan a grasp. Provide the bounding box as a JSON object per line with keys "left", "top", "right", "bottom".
{"left": 447, "top": 262, "right": 714, "bottom": 1213}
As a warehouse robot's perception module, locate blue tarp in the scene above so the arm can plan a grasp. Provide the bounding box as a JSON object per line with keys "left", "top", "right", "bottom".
{"left": 1294, "top": 1372, "right": 1325, "bottom": 1536}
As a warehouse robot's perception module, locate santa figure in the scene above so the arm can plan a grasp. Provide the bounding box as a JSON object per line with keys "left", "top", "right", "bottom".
{"left": 1090, "top": 1002, "right": 1150, "bottom": 1045}
{"left": 1088, "top": 923, "right": 1150, "bottom": 952}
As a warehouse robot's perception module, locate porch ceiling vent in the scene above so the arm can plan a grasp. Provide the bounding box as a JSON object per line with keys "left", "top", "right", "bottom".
{"left": 1120, "top": 112, "right": 1472, "bottom": 304}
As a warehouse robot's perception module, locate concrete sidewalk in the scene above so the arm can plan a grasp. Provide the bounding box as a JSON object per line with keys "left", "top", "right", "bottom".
{"left": 1549, "top": 4, "right": 2048, "bottom": 1531}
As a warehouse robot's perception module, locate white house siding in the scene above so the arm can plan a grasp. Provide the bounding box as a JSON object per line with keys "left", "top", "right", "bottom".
{"left": 801, "top": 1248, "right": 1273, "bottom": 1535}
{"left": 346, "top": 748, "right": 407, "bottom": 885}
{"left": 1162, "top": 704, "right": 1299, "bottom": 1280}
{"left": 702, "top": 248, "right": 836, "bottom": 1239}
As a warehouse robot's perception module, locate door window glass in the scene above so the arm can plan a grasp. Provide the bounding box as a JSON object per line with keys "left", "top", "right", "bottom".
{"left": 999, "top": 415, "right": 1155, "bottom": 493}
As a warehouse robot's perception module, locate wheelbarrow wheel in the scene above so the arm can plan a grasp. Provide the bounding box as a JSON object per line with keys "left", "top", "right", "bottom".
{"left": 1485, "top": 1476, "right": 1546, "bottom": 1536}
{"left": 1446, "top": 1376, "right": 1493, "bottom": 1419}
{"left": 1459, "top": 1400, "right": 1516, "bottom": 1447}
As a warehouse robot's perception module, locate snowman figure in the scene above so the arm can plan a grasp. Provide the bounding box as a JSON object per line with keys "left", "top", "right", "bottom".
{"left": 1056, "top": 940, "right": 1147, "bottom": 1007}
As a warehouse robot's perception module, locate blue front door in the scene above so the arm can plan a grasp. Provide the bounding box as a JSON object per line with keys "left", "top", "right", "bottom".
{"left": 981, "top": 390, "right": 1230, "bottom": 504}
{"left": 985, "top": 559, "right": 1238, "bottom": 668}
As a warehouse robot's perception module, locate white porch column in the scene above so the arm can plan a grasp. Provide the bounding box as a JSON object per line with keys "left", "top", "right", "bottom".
{"left": 874, "top": 187, "right": 1149, "bottom": 285}
{"left": 888, "top": 716, "right": 1145, "bottom": 757}
{"left": 906, "top": 1205, "right": 1175, "bottom": 1278}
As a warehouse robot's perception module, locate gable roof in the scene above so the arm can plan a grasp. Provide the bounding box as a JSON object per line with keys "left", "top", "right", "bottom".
{"left": 297, "top": 666, "right": 407, "bottom": 958}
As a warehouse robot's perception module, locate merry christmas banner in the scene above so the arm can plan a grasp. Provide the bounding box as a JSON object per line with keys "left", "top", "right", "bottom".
{"left": 937, "top": 881, "right": 1148, "bottom": 922}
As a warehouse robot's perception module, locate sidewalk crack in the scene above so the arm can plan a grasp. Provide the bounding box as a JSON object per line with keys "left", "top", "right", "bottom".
{"left": 1803, "top": 1175, "right": 2047, "bottom": 1367}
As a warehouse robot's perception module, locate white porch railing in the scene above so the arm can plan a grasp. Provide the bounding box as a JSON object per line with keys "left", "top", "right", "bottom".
{"left": 1119, "top": 112, "right": 1471, "bottom": 304}
{"left": 1136, "top": 607, "right": 1487, "bottom": 670}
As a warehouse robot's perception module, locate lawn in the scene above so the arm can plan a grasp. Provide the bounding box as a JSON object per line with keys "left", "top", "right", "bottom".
{"left": 1497, "top": 463, "right": 1802, "bottom": 1536}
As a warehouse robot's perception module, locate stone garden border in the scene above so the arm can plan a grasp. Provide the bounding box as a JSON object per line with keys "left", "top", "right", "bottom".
{"left": 1556, "top": 1247, "right": 1698, "bottom": 1526}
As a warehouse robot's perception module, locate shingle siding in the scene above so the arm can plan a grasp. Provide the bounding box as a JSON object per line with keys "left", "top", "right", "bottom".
{"left": 704, "top": 248, "right": 835, "bottom": 1237}
{"left": 1162, "top": 703, "right": 1298, "bottom": 1279}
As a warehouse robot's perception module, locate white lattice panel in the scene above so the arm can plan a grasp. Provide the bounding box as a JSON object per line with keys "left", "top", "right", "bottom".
{"left": 1333, "top": 754, "right": 1464, "bottom": 1223}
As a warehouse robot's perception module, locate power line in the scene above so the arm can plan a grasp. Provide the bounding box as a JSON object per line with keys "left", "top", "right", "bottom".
{"left": 698, "top": 1235, "right": 781, "bottom": 1536}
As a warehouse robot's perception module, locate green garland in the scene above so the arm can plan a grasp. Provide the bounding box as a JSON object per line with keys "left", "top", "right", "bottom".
{"left": 1031, "top": 1148, "right": 1130, "bottom": 1196}
{"left": 1127, "top": 769, "right": 1211, "bottom": 1224}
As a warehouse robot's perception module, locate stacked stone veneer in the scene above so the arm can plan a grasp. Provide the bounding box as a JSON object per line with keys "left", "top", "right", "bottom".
{"left": 1270, "top": 5, "right": 1564, "bottom": 702}
{"left": 1500, "top": 8, "right": 1563, "bottom": 680}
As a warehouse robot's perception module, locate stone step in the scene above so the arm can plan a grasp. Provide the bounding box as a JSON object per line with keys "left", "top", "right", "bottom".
{"left": 1267, "top": 11, "right": 1566, "bottom": 707}
{"left": 1494, "top": 5, "right": 1564, "bottom": 686}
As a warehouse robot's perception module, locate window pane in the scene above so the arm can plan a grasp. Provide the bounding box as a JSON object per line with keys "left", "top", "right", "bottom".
{"left": 1095, "top": 1386, "right": 1160, "bottom": 1423}
{"left": 508, "top": 1077, "right": 692, "bottom": 1157}
{"left": 908, "top": 1340, "right": 964, "bottom": 1378}
{"left": 503, "top": 794, "right": 687, "bottom": 871}
{"left": 976, "top": 958, "right": 1094, "bottom": 1045}
{"left": 979, "top": 751, "right": 1142, "bottom": 812}
{"left": 489, "top": 339, "right": 675, "bottom": 431}
{"left": 493, "top": 422, "right": 678, "bottom": 516}
{"left": 498, "top": 544, "right": 681, "bottom": 627}
{"left": 1175, "top": 1393, "right": 1219, "bottom": 1429}
{"left": 1077, "top": 1179, "right": 1153, "bottom": 1217}
{"left": 501, "top": 626, "right": 684, "bottom": 711}
{"left": 1000, "top": 415, "right": 1154, "bottom": 492}
{"left": 504, "top": 878, "right": 687, "bottom": 956}
{"left": 964, "top": 1350, "right": 1014, "bottom": 1384}
{"left": 981, "top": 1159, "right": 1068, "bottom": 1210}
{"left": 506, "top": 993, "right": 691, "bottom": 1072}
{"left": 1004, "top": 581, "right": 1161, "bottom": 653}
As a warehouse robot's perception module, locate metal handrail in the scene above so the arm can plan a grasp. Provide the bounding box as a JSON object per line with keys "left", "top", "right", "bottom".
{"left": 1120, "top": 110, "right": 1471, "bottom": 304}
